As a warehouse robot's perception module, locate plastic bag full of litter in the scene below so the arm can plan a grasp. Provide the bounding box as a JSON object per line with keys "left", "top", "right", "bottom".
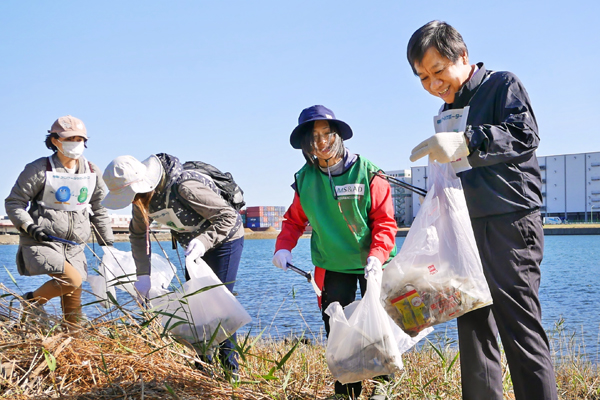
{"left": 381, "top": 162, "right": 493, "bottom": 337}
{"left": 324, "top": 274, "right": 431, "bottom": 384}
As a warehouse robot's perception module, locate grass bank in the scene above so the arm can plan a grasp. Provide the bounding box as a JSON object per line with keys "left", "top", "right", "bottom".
{"left": 1, "top": 285, "right": 599, "bottom": 400}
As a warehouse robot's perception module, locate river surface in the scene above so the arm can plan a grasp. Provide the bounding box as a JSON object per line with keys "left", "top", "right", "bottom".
{"left": 1, "top": 235, "right": 599, "bottom": 363}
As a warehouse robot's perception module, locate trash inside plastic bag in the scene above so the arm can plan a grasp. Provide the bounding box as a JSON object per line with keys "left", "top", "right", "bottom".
{"left": 153, "top": 257, "right": 251, "bottom": 353}
{"left": 381, "top": 162, "right": 493, "bottom": 337}
{"left": 88, "top": 247, "right": 176, "bottom": 307}
{"left": 325, "top": 274, "right": 431, "bottom": 384}
{"left": 341, "top": 300, "right": 433, "bottom": 361}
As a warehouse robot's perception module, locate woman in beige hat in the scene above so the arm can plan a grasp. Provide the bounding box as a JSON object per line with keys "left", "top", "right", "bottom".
{"left": 5, "top": 115, "right": 114, "bottom": 326}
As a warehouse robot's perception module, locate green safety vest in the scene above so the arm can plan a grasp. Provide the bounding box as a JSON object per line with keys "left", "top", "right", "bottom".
{"left": 295, "top": 156, "right": 397, "bottom": 274}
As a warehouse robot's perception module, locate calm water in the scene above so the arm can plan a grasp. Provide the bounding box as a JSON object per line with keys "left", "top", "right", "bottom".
{"left": 1, "top": 235, "right": 599, "bottom": 363}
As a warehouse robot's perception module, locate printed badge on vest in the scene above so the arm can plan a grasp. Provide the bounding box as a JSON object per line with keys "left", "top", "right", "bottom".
{"left": 39, "top": 157, "right": 97, "bottom": 212}
{"left": 335, "top": 183, "right": 365, "bottom": 199}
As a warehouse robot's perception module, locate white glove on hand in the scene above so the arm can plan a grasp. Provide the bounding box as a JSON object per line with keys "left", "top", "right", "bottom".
{"left": 364, "top": 256, "right": 382, "bottom": 279}
{"left": 185, "top": 239, "right": 206, "bottom": 261}
{"left": 410, "top": 131, "right": 469, "bottom": 164}
{"left": 272, "top": 249, "right": 292, "bottom": 271}
{"left": 134, "top": 275, "right": 151, "bottom": 298}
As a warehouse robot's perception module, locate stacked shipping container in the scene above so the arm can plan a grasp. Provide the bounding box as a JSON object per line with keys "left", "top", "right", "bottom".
{"left": 244, "top": 206, "right": 286, "bottom": 230}
{"left": 239, "top": 209, "right": 246, "bottom": 227}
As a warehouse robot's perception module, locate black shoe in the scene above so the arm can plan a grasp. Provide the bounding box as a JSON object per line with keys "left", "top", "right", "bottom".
{"left": 334, "top": 381, "right": 362, "bottom": 399}
{"left": 369, "top": 382, "right": 388, "bottom": 400}
{"left": 20, "top": 292, "right": 49, "bottom": 326}
{"left": 225, "top": 369, "right": 240, "bottom": 385}
{"left": 194, "top": 360, "right": 210, "bottom": 372}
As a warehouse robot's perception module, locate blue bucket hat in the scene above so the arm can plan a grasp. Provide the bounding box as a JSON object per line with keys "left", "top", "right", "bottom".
{"left": 290, "top": 105, "right": 353, "bottom": 149}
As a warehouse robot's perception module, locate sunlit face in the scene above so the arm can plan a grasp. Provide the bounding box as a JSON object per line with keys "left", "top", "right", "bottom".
{"left": 414, "top": 47, "right": 472, "bottom": 104}
{"left": 311, "top": 120, "right": 337, "bottom": 162}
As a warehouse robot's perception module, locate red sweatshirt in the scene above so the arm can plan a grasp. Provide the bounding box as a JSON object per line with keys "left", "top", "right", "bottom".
{"left": 275, "top": 173, "right": 397, "bottom": 265}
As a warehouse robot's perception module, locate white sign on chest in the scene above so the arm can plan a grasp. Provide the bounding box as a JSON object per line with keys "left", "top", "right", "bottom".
{"left": 335, "top": 183, "right": 365, "bottom": 197}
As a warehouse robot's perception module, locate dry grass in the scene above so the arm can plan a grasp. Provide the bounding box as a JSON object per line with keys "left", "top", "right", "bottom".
{"left": 1, "top": 285, "right": 599, "bottom": 400}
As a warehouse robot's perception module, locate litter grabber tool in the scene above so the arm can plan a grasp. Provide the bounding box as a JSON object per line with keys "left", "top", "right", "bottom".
{"left": 47, "top": 235, "right": 80, "bottom": 246}
{"left": 286, "top": 262, "right": 322, "bottom": 297}
{"left": 375, "top": 172, "right": 428, "bottom": 197}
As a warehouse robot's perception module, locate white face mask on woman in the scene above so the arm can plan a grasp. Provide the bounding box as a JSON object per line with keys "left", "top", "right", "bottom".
{"left": 58, "top": 140, "right": 86, "bottom": 159}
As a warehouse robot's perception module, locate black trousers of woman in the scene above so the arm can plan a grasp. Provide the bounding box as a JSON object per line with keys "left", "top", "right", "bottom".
{"left": 320, "top": 269, "right": 389, "bottom": 398}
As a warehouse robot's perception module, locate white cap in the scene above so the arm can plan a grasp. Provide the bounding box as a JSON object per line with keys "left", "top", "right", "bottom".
{"left": 102, "top": 155, "right": 163, "bottom": 209}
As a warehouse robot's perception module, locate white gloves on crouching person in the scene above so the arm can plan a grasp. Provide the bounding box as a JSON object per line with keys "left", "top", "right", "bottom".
{"left": 410, "top": 131, "right": 469, "bottom": 163}
{"left": 272, "top": 249, "right": 292, "bottom": 271}
{"left": 134, "top": 275, "right": 151, "bottom": 299}
{"left": 364, "top": 256, "right": 382, "bottom": 279}
{"left": 185, "top": 238, "right": 206, "bottom": 262}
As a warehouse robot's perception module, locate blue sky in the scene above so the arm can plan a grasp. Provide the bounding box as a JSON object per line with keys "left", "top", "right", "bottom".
{"left": 2, "top": 1, "right": 599, "bottom": 215}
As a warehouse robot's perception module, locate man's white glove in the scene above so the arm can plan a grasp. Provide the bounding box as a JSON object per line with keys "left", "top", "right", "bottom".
{"left": 134, "top": 275, "right": 151, "bottom": 298}
{"left": 185, "top": 239, "right": 206, "bottom": 261}
{"left": 272, "top": 249, "right": 292, "bottom": 271}
{"left": 364, "top": 256, "right": 382, "bottom": 279}
{"left": 410, "top": 131, "right": 469, "bottom": 164}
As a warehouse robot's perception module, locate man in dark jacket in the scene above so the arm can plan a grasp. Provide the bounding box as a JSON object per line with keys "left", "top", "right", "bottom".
{"left": 406, "top": 21, "right": 558, "bottom": 400}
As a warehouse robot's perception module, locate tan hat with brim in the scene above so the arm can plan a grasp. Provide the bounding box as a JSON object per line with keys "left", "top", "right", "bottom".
{"left": 102, "top": 155, "right": 163, "bottom": 210}
{"left": 49, "top": 115, "right": 88, "bottom": 139}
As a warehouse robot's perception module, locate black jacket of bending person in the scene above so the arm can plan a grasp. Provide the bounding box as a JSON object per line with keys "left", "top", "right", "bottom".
{"left": 446, "top": 62, "right": 543, "bottom": 219}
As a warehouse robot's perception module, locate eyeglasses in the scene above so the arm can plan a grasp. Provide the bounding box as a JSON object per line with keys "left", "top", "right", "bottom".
{"left": 312, "top": 131, "right": 335, "bottom": 145}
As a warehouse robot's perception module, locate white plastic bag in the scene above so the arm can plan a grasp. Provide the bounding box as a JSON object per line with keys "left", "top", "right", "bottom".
{"left": 101, "top": 247, "right": 137, "bottom": 296}
{"left": 153, "top": 257, "right": 251, "bottom": 352}
{"left": 381, "top": 162, "right": 493, "bottom": 336}
{"left": 88, "top": 247, "right": 176, "bottom": 307}
{"left": 87, "top": 274, "right": 115, "bottom": 308}
{"left": 325, "top": 275, "right": 409, "bottom": 384}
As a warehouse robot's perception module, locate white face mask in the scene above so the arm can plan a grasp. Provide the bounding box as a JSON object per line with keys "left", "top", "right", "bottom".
{"left": 58, "top": 141, "right": 86, "bottom": 159}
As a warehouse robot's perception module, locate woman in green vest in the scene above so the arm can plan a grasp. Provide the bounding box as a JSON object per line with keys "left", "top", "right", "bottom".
{"left": 272, "top": 105, "right": 398, "bottom": 400}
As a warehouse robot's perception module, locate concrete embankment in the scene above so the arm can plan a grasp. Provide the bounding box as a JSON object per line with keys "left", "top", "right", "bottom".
{"left": 1, "top": 225, "right": 598, "bottom": 245}
{"left": 0, "top": 229, "right": 290, "bottom": 245}
{"left": 395, "top": 224, "right": 600, "bottom": 237}
{"left": 542, "top": 225, "right": 600, "bottom": 235}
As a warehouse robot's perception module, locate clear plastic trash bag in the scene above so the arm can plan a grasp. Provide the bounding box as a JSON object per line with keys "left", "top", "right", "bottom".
{"left": 381, "top": 161, "right": 493, "bottom": 336}
{"left": 152, "top": 257, "right": 252, "bottom": 353}
{"left": 324, "top": 274, "right": 431, "bottom": 384}
{"left": 88, "top": 247, "right": 176, "bottom": 307}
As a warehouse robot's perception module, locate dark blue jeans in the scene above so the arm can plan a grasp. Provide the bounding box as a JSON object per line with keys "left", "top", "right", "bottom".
{"left": 185, "top": 236, "right": 244, "bottom": 372}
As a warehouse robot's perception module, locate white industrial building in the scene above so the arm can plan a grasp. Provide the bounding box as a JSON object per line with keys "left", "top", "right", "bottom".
{"left": 540, "top": 152, "right": 600, "bottom": 222}
{"left": 382, "top": 169, "right": 413, "bottom": 226}
{"left": 109, "top": 214, "right": 132, "bottom": 229}
{"left": 404, "top": 151, "right": 600, "bottom": 224}
{"left": 410, "top": 166, "right": 427, "bottom": 223}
